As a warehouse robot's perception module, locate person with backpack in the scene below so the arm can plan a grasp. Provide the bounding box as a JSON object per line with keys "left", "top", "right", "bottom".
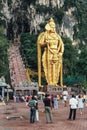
{"left": 28, "top": 96, "right": 36, "bottom": 123}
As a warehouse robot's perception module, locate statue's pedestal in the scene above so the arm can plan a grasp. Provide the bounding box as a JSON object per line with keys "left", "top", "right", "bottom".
{"left": 47, "top": 85, "right": 63, "bottom": 95}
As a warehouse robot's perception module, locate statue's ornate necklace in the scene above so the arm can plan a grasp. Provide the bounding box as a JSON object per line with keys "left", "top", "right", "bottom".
{"left": 47, "top": 32, "right": 58, "bottom": 40}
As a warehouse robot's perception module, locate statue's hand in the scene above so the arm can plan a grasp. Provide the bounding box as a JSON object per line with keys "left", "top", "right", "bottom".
{"left": 59, "top": 52, "right": 63, "bottom": 56}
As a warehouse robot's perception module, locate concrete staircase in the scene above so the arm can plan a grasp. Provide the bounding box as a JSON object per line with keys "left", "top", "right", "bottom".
{"left": 8, "top": 44, "right": 28, "bottom": 87}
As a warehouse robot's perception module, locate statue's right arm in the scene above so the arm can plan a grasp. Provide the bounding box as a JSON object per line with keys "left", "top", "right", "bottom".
{"left": 37, "top": 32, "right": 47, "bottom": 86}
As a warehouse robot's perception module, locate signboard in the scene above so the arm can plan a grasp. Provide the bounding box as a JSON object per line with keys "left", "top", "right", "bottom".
{"left": 47, "top": 85, "right": 63, "bottom": 94}
{"left": 14, "top": 82, "right": 39, "bottom": 91}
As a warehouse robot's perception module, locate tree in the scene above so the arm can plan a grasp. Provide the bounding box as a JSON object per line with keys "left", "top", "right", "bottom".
{"left": 82, "top": 80, "right": 87, "bottom": 93}
{"left": 0, "top": 27, "right": 9, "bottom": 77}
{"left": 20, "top": 33, "right": 37, "bottom": 70}
{"left": 77, "top": 48, "right": 87, "bottom": 80}
{"left": 62, "top": 37, "right": 78, "bottom": 77}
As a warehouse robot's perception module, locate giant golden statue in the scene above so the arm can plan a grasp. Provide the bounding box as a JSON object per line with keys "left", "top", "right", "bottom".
{"left": 37, "top": 18, "right": 64, "bottom": 87}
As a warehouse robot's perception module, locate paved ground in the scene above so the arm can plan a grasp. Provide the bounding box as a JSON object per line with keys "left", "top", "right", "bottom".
{"left": 0, "top": 100, "right": 87, "bottom": 130}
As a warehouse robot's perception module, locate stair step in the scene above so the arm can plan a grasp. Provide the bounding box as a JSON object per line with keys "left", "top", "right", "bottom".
{"left": 8, "top": 44, "right": 28, "bottom": 87}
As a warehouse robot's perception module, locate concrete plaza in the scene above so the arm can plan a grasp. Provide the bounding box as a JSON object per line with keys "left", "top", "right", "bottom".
{"left": 0, "top": 100, "right": 87, "bottom": 130}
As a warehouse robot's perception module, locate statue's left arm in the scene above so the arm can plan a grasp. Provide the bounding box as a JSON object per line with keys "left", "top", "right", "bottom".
{"left": 58, "top": 35, "right": 64, "bottom": 87}
{"left": 58, "top": 36, "right": 64, "bottom": 55}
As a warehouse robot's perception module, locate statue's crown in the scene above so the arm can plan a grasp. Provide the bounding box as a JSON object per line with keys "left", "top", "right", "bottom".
{"left": 49, "top": 18, "right": 55, "bottom": 27}
{"left": 49, "top": 18, "right": 54, "bottom": 23}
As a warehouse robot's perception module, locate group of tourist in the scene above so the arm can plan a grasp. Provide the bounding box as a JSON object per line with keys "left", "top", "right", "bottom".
{"left": 26, "top": 92, "right": 86, "bottom": 124}
{"left": 27, "top": 93, "right": 59, "bottom": 123}
{"left": 68, "top": 94, "right": 85, "bottom": 120}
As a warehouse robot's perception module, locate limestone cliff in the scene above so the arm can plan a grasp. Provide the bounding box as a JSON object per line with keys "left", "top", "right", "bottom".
{"left": 0, "top": 0, "right": 87, "bottom": 45}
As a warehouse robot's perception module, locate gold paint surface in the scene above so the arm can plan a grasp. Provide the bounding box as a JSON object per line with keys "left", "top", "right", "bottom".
{"left": 37, "top": 18, "right": 64, "bottom": 87}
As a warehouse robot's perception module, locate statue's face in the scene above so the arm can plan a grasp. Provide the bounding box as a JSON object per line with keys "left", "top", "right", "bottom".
{"left": 49, "top": 22, "right": 56, "bottom": 32}
{"left": 50, "top": 26, "right": 55, "bottom": 32}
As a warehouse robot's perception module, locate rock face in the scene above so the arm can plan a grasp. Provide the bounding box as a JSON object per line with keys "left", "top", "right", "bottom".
{"left": 60, "top": 7, "right": 77, "bottom": 41}
{"left": 0, "top": 0, "right": 80, "bottom": 42}
{"left": 36, "top": 0, "right": 64, "bottom": 8}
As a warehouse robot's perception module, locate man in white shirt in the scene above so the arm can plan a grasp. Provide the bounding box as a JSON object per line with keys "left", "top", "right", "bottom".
{"left": 68, "top": 94, "right": 78, "bottom": 120}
